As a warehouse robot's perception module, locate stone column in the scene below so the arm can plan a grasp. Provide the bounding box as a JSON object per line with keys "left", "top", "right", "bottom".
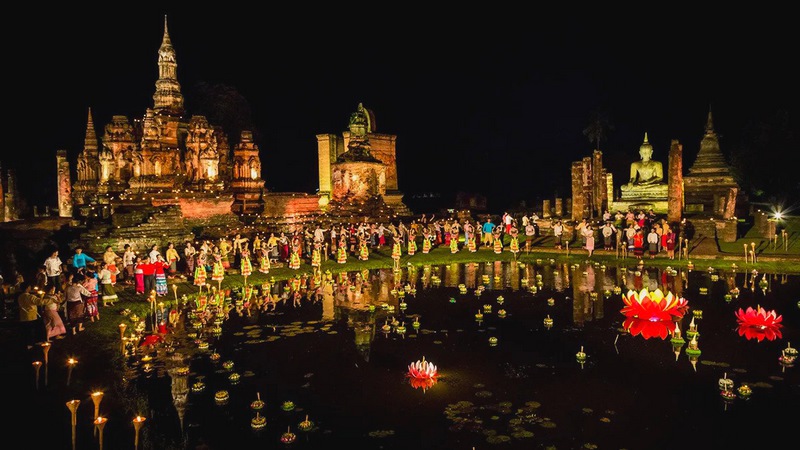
{"left": 667, "top": 140, "right": 683, "bottom": 223}
{"left": 542, "top": 199, "right": 551, "bottom": 218}
{"left": 571, "top": 161, "right": 585, "bottom": 222}
{"left": 723, "top": 187, "right": 738, "bottom": 219}
{"left": 606, "top": 173, "right": 614, "bottom": 206}
{"left": 554, "top": 198, "right": 563, "bottom": 218}
{"left": 0, "top": 162, "right": 5, "bottom": 223}
{"left": 592, "top": 150, "right": 607, "bottom": 216}
{"left": 316, "top": 134, "right": 338, "bottom": 196}
{"left": 566, "top": 198, "right": 573, "bottom": 219}
{"left": 4, "top": 169, "right": 17, "bottom": 221}
{"left": 57, "top": 149, "right": 74, "bottom": 218}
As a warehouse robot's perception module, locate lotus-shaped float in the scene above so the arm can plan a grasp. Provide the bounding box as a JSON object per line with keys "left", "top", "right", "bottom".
{"left": 407, "top": 357, "right": 438, "bottom": 392}
{"left": 623, "top": 316, "right": 674, "bottom": 340}
{"left": 735, "top": 306, "right": 783, "bottom": 342}
{"left": 620, "top": 289, "right": 689, "bottom": 321}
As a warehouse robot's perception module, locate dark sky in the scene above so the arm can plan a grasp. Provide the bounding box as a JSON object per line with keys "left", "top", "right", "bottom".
{"left": 10, "top": 9, "right": 798, "bottom": 213}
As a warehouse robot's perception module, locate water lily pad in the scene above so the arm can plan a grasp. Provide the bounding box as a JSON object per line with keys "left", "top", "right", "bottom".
{"left": 582, "top": 408, "right": 593, "bottom": 414}
{"left": 367, "top": 430, "right": 395, "bottom": 438}
{"left": 583, "top": 443, "right": 598, "bottom": 449}
{"left": 475, "top": 390, "right": 493, "bottom": 398}
{"left": 539, "top": 420, "right": 557, "bottom": 428}
{"left": 511, "top": 429, "right": 534, "bottom": 439}
{"left": 599, "top": 417, "right": 611, "bottom": 423}
{"left": 486, "top": 434, "right": 511, "bottom": 444}
{"left": 525, "top": 401, "right": 541, "bottom": 409}
{"left": 473, "top": 384, "right": 485, "bottom": 389}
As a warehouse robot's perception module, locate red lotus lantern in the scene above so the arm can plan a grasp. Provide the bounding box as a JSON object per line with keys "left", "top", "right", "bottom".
{"left": 623, "top": 316, "right": 674, "bottom": 340}
{"left": 620, "top": 289, "right": 689, "bottom": 321}
{"left": 407, "top": 356, "right": 438, "bottom": 391}
{"left": 735, "top": 306, "right": 783, "bottom": 342}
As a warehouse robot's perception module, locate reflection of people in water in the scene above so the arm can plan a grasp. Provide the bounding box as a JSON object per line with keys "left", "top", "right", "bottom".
{"left": 624, "top": 133, "right": 664, "bottom": 188}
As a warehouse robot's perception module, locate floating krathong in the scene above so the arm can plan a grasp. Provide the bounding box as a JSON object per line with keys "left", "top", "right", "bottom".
{"left": 604, "top": 290, "right": 611, "bottom": 299}
{"left": 475, "top": 310, "right": 484, "bottom": 321}
{"left": 280, "top": 426, "right": 296, "bottom": 444}
{"left": 547, "top": 298, "right": 555, "bottom": 306}
{"left": 215, "top": 390, "right": 229, "bottom": 404}
{"left": 209, "top": 352, "right": 220, "bottom": 362}
{"left": 251, "top": 393, "right": 264, "bottom": 411}
{"left": 483, "top": 304, "right": 492, "bottom": 313}
{"left": 737, "top": 384, "right": 752, "bottom": 399}
{"left": 543, "top": 315, "right": 554, "bottom": 329}
{"left": 623, "top": 316, "right": 674, "bottom": 340}
{"left": 412, "top": 318, "right": 421, "bottom": 329}
{"left": 497, "top": 295, "right": 504, "bottom": 305}
{"left": 497, "top": 309, "right": 507, "bottom": 318}
{"left": 298, "top": 415, "right": 314, "bottom": 432}
{"left": 222, "top": 360, "right": 234, "bottom": 371}
{"left": 488, "top": 337, "right": 498, "bottom": 346}
{"left": 735, "top": 306, "right": 783, "bottom": 342}
{"left": 399, "top": 301, "right": 407, "bottom": 311}
{"left": 407, "top": 356, "right": 438, "bottom": 381}
{"left": 191, "top": 381, "right": 205, "bottom": 393}
{"left": 720, "top": 388, "right": 737, "bottom": 402}
{"left": 459, "top": 284, "right": 467, "bottom": 294}
{"left": 281, "top": 401, "right": 295, "bottom": 412}
{"left": 686, "top": 318, "right": 699, "bottom": 340}
{"left": 718, "top": 373, "right": 734, "bottom": 391}
{"left": 228, "top": 372, "right": 240, "bottom": 384}
{"left": 620, "top": 289, "right": 689, "bottom": 321}
{"left": 670, "top": 323, "right": 685, "bottom": 346}
{"left": 693, "top": 309, "right": 703, "bottom": 319}
{"left": 576, "top": 346, "right": 587, "bottom": 363}
{"left": 613, "top": 286, "right": 622, "bottom": 296}
{"left": 251, "top": 412, "right": 266, "bottom": 430}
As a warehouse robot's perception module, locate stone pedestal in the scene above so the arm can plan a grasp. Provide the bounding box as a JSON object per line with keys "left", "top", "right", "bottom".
{"left": 330, "top": 161, "right": 386, "bottom": 202}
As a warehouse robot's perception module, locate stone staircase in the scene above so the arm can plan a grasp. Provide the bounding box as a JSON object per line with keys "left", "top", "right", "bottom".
{"left": 79, "top": 204, "right": 194, "bottom": 253}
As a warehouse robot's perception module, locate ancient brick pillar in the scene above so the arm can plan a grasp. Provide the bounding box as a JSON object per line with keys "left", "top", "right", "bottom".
{"left": 57, "top": 149, "right": 73, "bottom": 218}
{"left": 667, "top": 140, "right": 683, "bottom": 223}
{"left": 592, "top": 150, "right": 607, "bottom": 216}
{"left": 542, "top": 199, "right": 551, "bottom": 218}
{"left": 554, "top": 198, "right": 563, "bottom": 218}
{"left": 571, "top": 161, "right": 585, "bottom": 222}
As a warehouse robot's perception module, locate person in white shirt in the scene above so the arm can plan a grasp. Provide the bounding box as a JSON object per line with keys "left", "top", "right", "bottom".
{"left": 43, "top": 250, "right": 63, "bottom": 292}
{"left": 553, "top": 220, "right": 564, "bottom": 249}
{"left": 123, "top": 244, "right": 137, "bottom": 285}
{"left": 148, "top": 244, "right": 161, "bottom": 264}
{"left": 601, "top": 222, "right": 617, "bottom": 251}
{"left": 647, "top": 228, "right": 660, "bottom": 259}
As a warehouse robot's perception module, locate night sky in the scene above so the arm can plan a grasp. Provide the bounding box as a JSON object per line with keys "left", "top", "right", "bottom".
{"left": 10, "top": 9, "right": 799, "bottom": 214}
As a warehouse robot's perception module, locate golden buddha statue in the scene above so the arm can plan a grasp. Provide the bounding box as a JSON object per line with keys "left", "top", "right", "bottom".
{"left": 620, "top": 133, "right": 667, "bottom": 199}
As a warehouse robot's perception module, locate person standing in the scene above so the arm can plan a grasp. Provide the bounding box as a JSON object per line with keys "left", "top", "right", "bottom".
{"left": 102, "top": 245, "right": 121, "bottom": 285}
{"left": 482, "top": 219, "right": 495, "bottom": 248}
{"left": 153, "top": 255, "right": 170, "bottom": 297}
{"left": 41, "top": 285, "right": 66, "bottom": 340}
{"left": 633, "top": 229, "right": 645, "bottom": 260}
{"left": 70, "top": 247, "right": 95, "bottom": 274}
{"left": 165, "top": 242, "right": 180, "bottom": 279}
{"left": 140, "top": 256, "right": 157, "bottom": 297}
{"left": 17, "top": 282, "right": 45, "bottom": 349}
{"left": 148, "top": 244, "right": 161, "bottom": 264}
{"left": 525, "top": 221, "right": 536, "bottom": 253}
{"left": 585, "top": 225, "right": 595, "bottom": 257}
{"left": 64, "top": 276, "right": 91, "bottom": 334}
{"left": 43, "top": 250, "right": 63, "bottom": 292}
{"left": 98, "top": 262, "right": 118, "bottom": 306}
{"left": 647, "top": 227, "right": 660, "bottom": 259}
{"left": 601, "top": 221, "right": 617, "bottom": 251}
{"left": 81, "top": 268, "right": 100, "bottom": 321}
{"left": 183, "top": 241, "right": 196, "bottom": 278}
{"left": 553, "top": 220, "right": 564, "bottom": 249}
{"left": 123, "top": 244, "right": 137, "bottom": 285}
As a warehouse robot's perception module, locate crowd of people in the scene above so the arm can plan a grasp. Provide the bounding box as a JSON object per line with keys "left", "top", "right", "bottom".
{"left": 3, "top": 207, "right": 683, "bottom": 350}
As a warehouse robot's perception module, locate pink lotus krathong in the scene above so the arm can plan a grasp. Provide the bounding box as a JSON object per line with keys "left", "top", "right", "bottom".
{"left": 622, "top": 316, "right": 674, "bottom": 340}
{"left": 735, "top": 306, "right": 783, "bottom": 342}
{"left": 620, "top": 289, "right": 689, "bottom": 321}
{"left": 407, "top": 356, "right": 439, "bottom": 391}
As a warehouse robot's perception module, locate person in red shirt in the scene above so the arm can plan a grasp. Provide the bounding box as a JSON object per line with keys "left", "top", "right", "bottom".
{"left": 138, "top": 256, "right": 157, "bottom": 297}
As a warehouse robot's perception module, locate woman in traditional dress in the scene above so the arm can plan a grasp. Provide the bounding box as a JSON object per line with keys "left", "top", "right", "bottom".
{"left": 359, "top": 234, "right": 370, "bottom": 261}
{"left": 259, "top": 247, "right": 272, "bottom": 273}
{"left": 98, "top": 262, "right": 119, "bottom": 306}
{"left": 165, "top": 242, "right": 180, "bottom": 279}
{"left": 407, "top": 228, "right": 417, "bottom": 256}
{"left": 449, "top": 223, "right": 460, "bottom": 253}
{"left": 102, "top": 245, "right": 121, "bottom": 285}
{"left": 647, "top": 227, "right": 659, "bottom": 259}
{"left": 584, "top": 225, "right": 595, "bottom": 258}
{"left": 64, "top": 276, "right": 90, "bottom": 334}
{"left": 289, "top": 238, "right": 302, "bottom": 270}
{"left": 422, "top": 227, "right": 432, "bottom": 254}
{"left": 211, "top": 251, "right": 226, "bottom": 285}
{"left": 493, "top": 227, "right": 504, "bottom": 254}
{"left": 41, "top": 285, "right": 66, "bottom": 340}
{"left": 337, "top": 235, "right": 348, "bottom": 264}
{"left": 633, "top": 229, "right": 645, "bottom": 259}
{"left": 665, "top": 228, "right": 676, "bottom": 260}
{"left": 153, "top": 255, "right": 170, "bottom": 297}
{"left": 509, "top": 225, "right": 520, "bottom": 255}
{"left": 81, "top": 267, "right": 100, "bottom": 321}
{"left": 194, "top": 251, "right": 208, "bottom": 288}
{"left": 310, "top": 243, "right": 321, "bottom": 268}
{"left": 392, "top": 239, "right": 402, "bottom": 271}
{"left": 134, "top": 256, "right": 145, "bottom": 294}
{"left": 240, "top": 244, "right": 254, "bottom": 276}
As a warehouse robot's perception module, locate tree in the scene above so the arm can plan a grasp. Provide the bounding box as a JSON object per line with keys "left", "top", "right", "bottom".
{"left": 583, "top": 108, "right": 614, "bottom": 151}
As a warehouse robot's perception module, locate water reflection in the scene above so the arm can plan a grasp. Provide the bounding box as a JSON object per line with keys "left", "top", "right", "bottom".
{"left": 125, "top": 260, "right": 799, "bottom": 450}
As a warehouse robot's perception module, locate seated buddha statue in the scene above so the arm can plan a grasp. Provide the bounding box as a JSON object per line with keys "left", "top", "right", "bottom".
{"left": 620, "top": 133, "right": 667, "bottom": 199}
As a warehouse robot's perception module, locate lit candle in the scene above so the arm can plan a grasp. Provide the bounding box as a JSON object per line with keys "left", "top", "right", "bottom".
{"left": 32, "top": 361, "right": 42, "bottom": 389}
{"left": 94, "top": 417, "right": 108, "bottom": 450}
{"left": 119, "top": 323, "right": 127, "bottom": 339}
{"left": 91, "top": 391, "right": 104, "bottom": 419}
{"left": 66, "top": 358, "right": 78, "bottom": 386}
{"left": 133, "top": 415, "right": 146, "bottom": 450}
{"left": 66, "top": 400, "right": 80, "bottom": 450}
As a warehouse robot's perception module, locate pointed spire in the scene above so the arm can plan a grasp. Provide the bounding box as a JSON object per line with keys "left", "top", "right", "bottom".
{"left": 705, "top": 107, "right": 714, "bottom": 134}
{"left": 162, "top": 15, "right": 171, "bottom": 45}
{"left": 643, "top": 132, "right": 649, "bottom": 144}
{"left": 84, "top": 107, "right": 99, "bottom": 154}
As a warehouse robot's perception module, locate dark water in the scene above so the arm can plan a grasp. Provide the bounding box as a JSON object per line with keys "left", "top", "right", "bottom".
{"left": 136, "top": 262, "right": 799, "bottom": 450}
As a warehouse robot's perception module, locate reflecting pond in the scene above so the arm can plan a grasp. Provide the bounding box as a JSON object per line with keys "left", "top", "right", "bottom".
{"left": 136, "top": 261, "right": 799, "bottom": 449}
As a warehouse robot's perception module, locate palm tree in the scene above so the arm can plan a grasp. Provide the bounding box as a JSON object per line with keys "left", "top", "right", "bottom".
{"left": 583, "top": 108, "right": 614, "bottom": 151}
